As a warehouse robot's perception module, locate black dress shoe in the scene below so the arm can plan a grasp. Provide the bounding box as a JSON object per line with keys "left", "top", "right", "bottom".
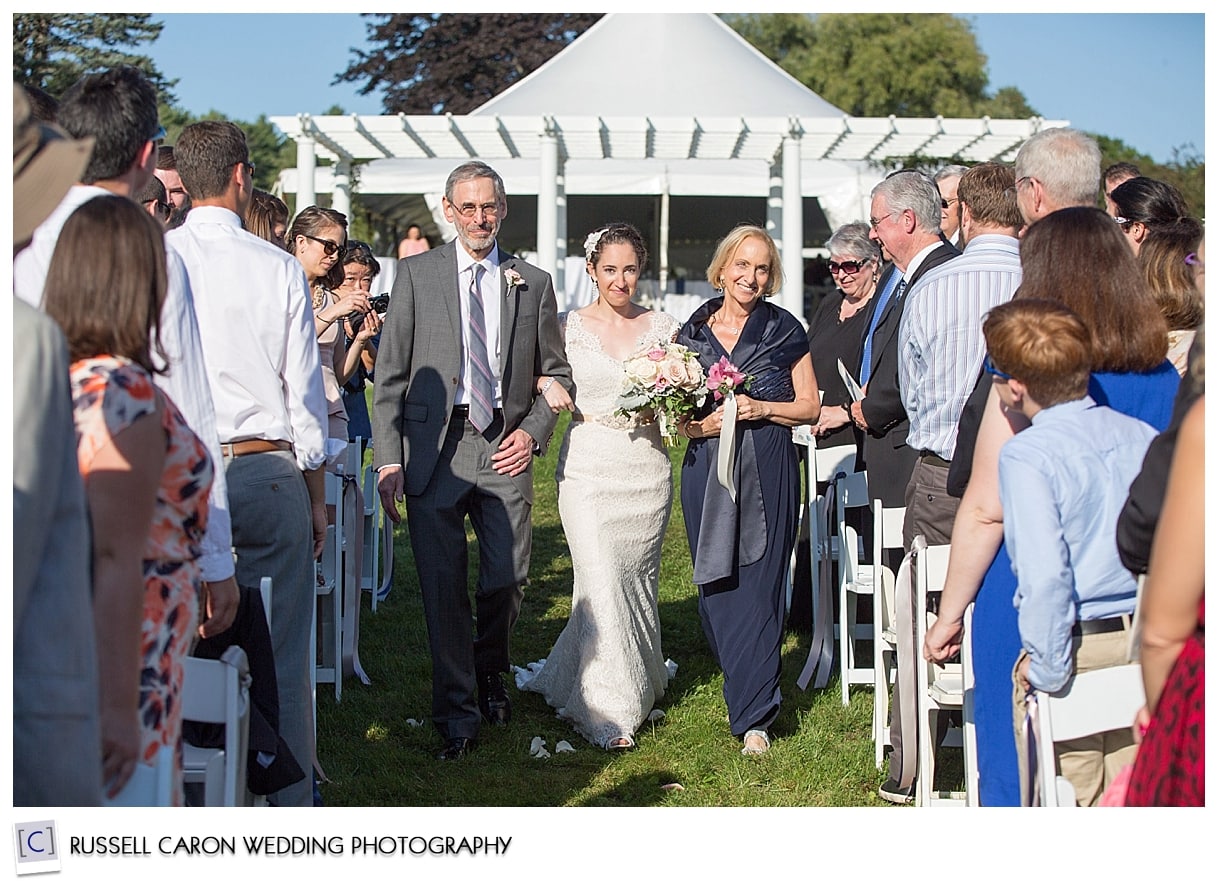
{"left": 478, "top": 671, "right": 512, "bottom": 726}
{"left": 436, "top": 737, "right": 476, "bottom": 760}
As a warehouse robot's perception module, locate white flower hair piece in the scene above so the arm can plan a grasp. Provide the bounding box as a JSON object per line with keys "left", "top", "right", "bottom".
{"left": 583, "top": 228, "right": 607, "bottom": 262}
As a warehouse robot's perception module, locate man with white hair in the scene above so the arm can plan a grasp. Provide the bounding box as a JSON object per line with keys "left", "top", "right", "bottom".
{"left": 934, "top": 164, "right": 968, "bottom": 246}
{"left": 1012, "top": 127, "right": 1102, "bottom": 228}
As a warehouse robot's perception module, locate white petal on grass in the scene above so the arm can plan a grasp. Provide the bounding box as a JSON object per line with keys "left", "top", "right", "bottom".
{"left": 529, "top": 736, "right": 546, "bottom": 756}
{"left": 555, "top": 740, "right": 575, "bottom": 753}
{"left": 647, "top": 709, "right": 666, "bottom": 723}
{"left": 405, "top": 718, "right": 423, "bottom": 728}
{"left": 660, "top": 783, "right": 684, "bottom": 792}
{"left": 532, "top": 747, "right": 551, "bottom": 760}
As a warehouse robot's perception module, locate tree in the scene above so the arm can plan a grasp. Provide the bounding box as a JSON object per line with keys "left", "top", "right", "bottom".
{"left": 336, "top": 13, "right": 602, "bottom": 114}
{"left": 13, "top": 13, "right": 175, "bottom": 103}
{"left": 727, "top": 13, "right": 1027, "bottom": 119}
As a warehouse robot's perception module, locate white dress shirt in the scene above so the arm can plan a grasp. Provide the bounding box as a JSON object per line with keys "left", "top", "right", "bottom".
{"left": 14, "top": 184, "right": 235, "bottom": 582}
{"left": 167, "top": 206, "right": 327, "bottom": 472}
{"left": 899, "top": 234, "right": 1022, "bottom": 459}
{"left": 454, "top": 245, "right": 504, "bottom": 408}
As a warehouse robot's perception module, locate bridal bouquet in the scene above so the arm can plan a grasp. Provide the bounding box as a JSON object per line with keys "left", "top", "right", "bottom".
{"left": 616, "top": 342, "right": 708, "bottom": 446}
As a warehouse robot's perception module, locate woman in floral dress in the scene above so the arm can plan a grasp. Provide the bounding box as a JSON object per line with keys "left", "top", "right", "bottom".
{"left": 44, "top": 195, "right": 213, "bottom": 805}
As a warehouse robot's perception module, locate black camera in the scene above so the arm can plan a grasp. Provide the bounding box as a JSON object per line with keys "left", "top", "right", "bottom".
{"left": 348, "top": 294, "right": 390, "bottom": 335}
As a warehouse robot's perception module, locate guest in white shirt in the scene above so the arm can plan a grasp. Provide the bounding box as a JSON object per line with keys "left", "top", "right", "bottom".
{"left": 898, "top": 162, "right": 1023, "bottom": 548}
{"left": 167, "top": 119, "right": 328, "bottom": 808}
{"left": 12, "top": 65, "right": 239, "bottom": 638}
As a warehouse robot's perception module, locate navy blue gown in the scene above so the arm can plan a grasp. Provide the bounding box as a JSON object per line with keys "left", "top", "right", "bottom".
{"left": 678, "top": 298, "right": 808, "bottom": 736}
{"left": 971, "top": 362, "right": 1179, "bottom": 806}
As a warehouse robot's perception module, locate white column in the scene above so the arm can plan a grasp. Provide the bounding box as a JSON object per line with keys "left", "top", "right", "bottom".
{"left": 657, "top": 172, "right": 670, "bottom": 311}
{"left": 781, "top": 130, "right": 804, "bottom": 320}
{"left": 538, "top": 125, "right": 560, "bottom": 290}
{"left": 331, "top": 161, "right": 351, "bottom": 218}
{"left": 294, "top": 115, "right": 317, "bottom": 218}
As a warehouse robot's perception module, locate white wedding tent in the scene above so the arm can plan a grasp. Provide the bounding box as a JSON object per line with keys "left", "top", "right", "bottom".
{"left": 271, "top": 13, "right": 1065, "bottom": 318}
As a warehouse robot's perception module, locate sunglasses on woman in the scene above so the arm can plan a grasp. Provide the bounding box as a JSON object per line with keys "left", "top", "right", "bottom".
{"left": 303, "top": 234, "right": 345, "bottom": 257}
{"left": 829, "top": 259, "right": 867, "bottom": 275}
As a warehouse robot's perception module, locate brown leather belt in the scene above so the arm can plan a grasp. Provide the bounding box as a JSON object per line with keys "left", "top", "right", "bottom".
{"left": 220, "top": 439, "right": 293, "bottom": 458}
{"left": 918, "top": 450, "right": 951, "bottom": 468}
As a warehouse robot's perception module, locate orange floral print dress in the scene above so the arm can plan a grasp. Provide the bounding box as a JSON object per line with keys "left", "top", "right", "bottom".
{"left": 70, "top": 356, "right": 213, "bottom": 805}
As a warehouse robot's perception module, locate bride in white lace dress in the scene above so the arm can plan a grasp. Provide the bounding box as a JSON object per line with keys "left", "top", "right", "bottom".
{"left": 516, "top": 223, "right": 677, "bottom": 750}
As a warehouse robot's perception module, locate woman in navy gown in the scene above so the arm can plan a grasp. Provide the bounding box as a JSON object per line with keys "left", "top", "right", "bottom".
{"left": 924, "top": 207, "right": 1177, "bottom": 805}
{"left": 677, "top": 225, "right": 819, "bottom": 755}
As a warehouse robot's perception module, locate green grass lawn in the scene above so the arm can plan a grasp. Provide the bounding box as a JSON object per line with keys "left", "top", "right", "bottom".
{"left": 317, "top": 413, "right": 912, "bottom": 807}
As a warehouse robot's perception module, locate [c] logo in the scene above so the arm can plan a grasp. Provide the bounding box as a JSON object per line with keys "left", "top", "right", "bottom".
{"left": 12, "top": 821, "right": 61, "bottom": 876}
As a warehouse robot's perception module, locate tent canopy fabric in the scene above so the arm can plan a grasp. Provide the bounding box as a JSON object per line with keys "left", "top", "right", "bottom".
{"left": 474, "top": 12, "right": 846, "bottom": 119}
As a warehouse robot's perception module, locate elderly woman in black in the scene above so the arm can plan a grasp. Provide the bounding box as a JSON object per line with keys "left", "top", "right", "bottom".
{"left": 806, "top": 222, "right": 882, "bottom": 450}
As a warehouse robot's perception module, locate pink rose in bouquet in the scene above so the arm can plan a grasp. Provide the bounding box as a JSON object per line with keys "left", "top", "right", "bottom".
{"left": 706, "top": 355, "right": 751, "bottom": 401}
{"left": 616, "top": 342, "right": 707, "bottom": 447}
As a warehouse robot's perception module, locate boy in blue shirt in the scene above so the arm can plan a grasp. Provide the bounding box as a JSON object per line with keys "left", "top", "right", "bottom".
{"left": 982, "top": 298, "right": 1157, "bottom": 806}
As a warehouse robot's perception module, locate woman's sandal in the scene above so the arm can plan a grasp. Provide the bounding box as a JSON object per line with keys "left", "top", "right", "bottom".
{"left": 741, "top": 729, "right": 771, "bottom": 755}
{"left": 606, "top": 735, "right": 636, "bottom": 751}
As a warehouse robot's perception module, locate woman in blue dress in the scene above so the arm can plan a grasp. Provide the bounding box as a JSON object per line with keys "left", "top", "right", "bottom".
{"left": 677, "top": 225, "right": 820, "bottom": 755}
{"left": 924, "top": 207, "right": 1178, "bottom": 805}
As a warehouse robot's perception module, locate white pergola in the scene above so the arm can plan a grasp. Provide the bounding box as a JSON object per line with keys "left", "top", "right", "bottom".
{"left": 270, "top": 111, "right": 1064, "bottom": 316}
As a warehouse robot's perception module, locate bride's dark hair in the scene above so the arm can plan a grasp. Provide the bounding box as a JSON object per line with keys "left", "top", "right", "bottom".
{"left": 586, "top": 222, "right": 648, "bottom": 272}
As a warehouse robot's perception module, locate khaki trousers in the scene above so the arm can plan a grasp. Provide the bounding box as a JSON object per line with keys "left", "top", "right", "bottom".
{"left": 1013, "top": 628, "right": 1137, "bottom": 806}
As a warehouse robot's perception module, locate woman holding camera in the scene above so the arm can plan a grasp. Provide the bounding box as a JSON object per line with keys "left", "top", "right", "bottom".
{"left": 336, "top": 241, "right": 385, "bottom": 450}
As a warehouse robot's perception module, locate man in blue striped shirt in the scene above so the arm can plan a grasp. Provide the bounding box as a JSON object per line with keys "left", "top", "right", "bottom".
{"left": 897, "top": 163, "right": 1023, "bottom": 550}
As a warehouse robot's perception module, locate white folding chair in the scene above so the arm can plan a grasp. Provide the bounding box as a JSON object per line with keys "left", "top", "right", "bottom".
{"left": 787, "top": 426, "right": 855, "bottom": 613}
{"left": 913, "top": 542, "right": 966, "bottom": 806}
{"left": 181, "top": 645, "right": 251, "bottom": 807}
{"left": 871, "top": 500, "right": 905, "bottom": 767}
{"left": 314, "top": 469, "right": 344, "bottom": 703}
{"left": 836, "top": 470, "right": 887, "bottom": 706}
{"left": 360, "top": 461, "right": 394, "bottom": 611}
{"left": 961, "top": 602, "right": 979, "bottom": 806}
{"left": 1032, "top": 663, "right": 1145, "bottom": 807}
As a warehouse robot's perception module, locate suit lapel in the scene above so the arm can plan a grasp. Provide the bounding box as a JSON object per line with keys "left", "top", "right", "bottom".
{"left": 437, "top": 241, "right": 463, "bottom": 357}
{"left": 498, "top": 251, "right": 519, "bottom": 383}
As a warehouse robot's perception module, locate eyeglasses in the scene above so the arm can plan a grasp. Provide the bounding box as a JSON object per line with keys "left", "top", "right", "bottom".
{"left": 1113, "top": 216, "right": 1135, "bottom": 229}
{"left": 828, "top": 259, "right": 867, "bottom": 275}
{"left": 941, "top": 197, "right": 958, "bottom": 210}
{"left": 869, "top": 212, "right": 900, "bottom": 230}
{"left": 1185, "top": 252, "right": 1204, "bottom": 270}
{"left": 983, "top": 355, "right": 1013, "bottom": 382}
{"left": 1004, "top": 176, "right": 1031, "bottom": 198}
{"left": 452, "top": 201, "right": 501, "bottom": 219}
{"left": 148, "top": 124, "right": 167, "bottom": 144}
{"left": 303, "top": 234, "right": 345, "bottom": 257}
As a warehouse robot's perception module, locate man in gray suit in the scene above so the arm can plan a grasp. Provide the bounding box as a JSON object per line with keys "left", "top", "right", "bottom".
{"left": 374, "top": 161, "right": 572, "bottom": 760}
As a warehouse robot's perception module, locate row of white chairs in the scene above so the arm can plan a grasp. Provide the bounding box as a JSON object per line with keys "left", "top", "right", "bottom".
{"left": 791, "top": 433, "right": 1145, "bottom": 807}
{"left": 790, "top": 435, "right": 976, "bottom": 805}
{"left": 313, "top": 440, "right": 394, "bottom": 703}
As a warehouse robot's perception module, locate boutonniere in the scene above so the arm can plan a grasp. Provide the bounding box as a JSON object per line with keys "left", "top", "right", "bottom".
{"left": 504, "top": 268, "right": 524, "bottom": 293}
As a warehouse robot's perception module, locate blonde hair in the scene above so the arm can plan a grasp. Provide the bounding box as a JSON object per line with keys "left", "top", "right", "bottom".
{"left": 705, "top": 225, "right": 784, "bottom": 296}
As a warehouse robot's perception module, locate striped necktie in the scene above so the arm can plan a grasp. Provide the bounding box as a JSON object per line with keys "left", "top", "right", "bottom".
{"left": 859, "top": 273, "right": 905, "bottom": 385}
{"left": 466, "top": 263, "right": 494, "bottom": 432}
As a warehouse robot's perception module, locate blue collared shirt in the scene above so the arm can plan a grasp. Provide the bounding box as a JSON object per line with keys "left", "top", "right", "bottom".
{"left": 1000, "top": 396, "right": 1157, "bottom": 692}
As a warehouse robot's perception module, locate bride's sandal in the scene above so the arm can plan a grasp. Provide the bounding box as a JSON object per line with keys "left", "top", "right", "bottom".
{"left": 741, "top": 729, "right": 771, "bottom": 755}
{"left": 606, "top": 735, "right": 636, "bottom": 751}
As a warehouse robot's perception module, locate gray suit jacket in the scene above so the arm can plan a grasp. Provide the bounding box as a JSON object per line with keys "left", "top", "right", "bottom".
{"left": 12, "top": 300, "right": 102, "bottom": 806}
{"left": 372, "top": 240, "right": 572, "bottom": 502}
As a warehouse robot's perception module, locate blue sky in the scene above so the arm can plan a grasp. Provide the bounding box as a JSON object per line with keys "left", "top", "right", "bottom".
{"left": 149, "top": 12, "right": 1205, "bottom": 165}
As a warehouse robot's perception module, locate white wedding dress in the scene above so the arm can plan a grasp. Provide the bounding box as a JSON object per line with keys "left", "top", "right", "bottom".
{"left": 516, "top": 309, "right": 679, "bottom": 748}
